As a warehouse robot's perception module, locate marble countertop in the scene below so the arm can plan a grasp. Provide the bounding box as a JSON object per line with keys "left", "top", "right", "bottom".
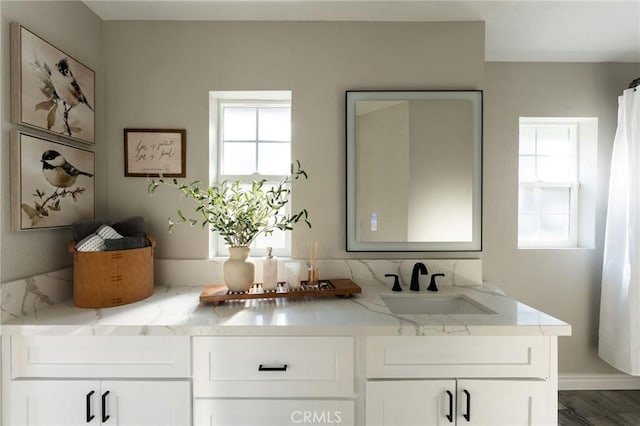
{"left": 0, "top": 279, "right": 571, "bottom": 337}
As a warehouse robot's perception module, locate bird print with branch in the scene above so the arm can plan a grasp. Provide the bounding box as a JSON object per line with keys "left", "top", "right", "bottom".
{"left": 13, "top": 133, "right": 95, "bottom": 230}
{"left": 13, "top": 24, "right": 95, "bottom": 144}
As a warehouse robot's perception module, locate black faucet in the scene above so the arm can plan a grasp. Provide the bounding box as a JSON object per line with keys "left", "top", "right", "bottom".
{"left": 427, "top": 273, "right": 445, "bottom": 292}
{"left": 410, "top": 262, "right": 428, "bottom": 291}
{"left": 384, "top": 274, "right": 403, "bottom": 292}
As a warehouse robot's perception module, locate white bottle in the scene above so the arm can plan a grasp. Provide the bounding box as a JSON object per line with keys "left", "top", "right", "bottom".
{"left": 262, "top": 247, "right": 278, "bottom": 291}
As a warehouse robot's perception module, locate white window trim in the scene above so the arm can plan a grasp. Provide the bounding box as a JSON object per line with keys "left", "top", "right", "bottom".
{"left": 518, "top": 117, "right": 597, "bottom": 249}
{"left": 209, "top": 91, "right": 292, "bottom": 258}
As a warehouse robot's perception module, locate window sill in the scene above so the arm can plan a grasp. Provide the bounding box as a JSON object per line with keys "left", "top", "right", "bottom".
{"left": 517, "top": 246, "right": 595, "bottom": 251}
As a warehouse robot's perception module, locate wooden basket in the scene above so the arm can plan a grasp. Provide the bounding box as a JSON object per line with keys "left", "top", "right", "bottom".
{"left": 69, "top": 235, "right": 155, "bottom": 308}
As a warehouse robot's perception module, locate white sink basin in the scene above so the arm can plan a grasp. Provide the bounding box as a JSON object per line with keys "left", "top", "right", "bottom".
{"left": 381, "top": 294, "right": 496, "bottom": 315}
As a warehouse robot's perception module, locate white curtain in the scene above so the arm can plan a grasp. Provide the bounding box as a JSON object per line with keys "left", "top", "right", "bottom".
{"left": 599, "top": 87, "right": 640, "bottom": 374}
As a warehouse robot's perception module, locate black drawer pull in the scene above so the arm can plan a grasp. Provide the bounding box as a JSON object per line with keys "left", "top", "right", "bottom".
{"left": 463, "top": 389, "right": 471, "bottom": 421}
{"left": 86, "top": 390, "right": 95, "bottom": 423}
{"left": 101, "top": 390, "right": 110, "bottom": 422}
{"left": 258, "top": 364, "right": 288, "bottom": 371}
{"left": 446, "top": 390, "right": 453, "bottom": 423}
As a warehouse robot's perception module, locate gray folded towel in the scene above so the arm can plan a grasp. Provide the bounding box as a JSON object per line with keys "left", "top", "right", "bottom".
{"left": 113, "top": 216, "right": 147, "bottom": 237}
{"left": 104, "top": 236, "right": 148, "bottom": 251}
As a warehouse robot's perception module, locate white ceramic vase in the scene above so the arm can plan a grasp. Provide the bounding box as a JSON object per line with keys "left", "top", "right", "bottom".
{"left": 223, "top": 246, "right": 255, "bottom": 292}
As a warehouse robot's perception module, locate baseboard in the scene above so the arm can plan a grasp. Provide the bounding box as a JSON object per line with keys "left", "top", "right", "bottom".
{"left": 559, "top": 374, "right": 640, "bottom": 390}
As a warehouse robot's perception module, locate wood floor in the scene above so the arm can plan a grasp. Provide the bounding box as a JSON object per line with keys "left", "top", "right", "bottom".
{"left": 559, "top": 390, "right": 640, "bottom": 425}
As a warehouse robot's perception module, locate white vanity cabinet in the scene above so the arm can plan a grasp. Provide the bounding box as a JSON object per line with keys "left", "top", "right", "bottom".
{"left": 0, "top": 284, "right": 568, "bottom": 426}
{"left": 192, "top": 336, "right": 355, "bottom": 426}
{"left": 1, "top": 336, "right": 191, "bottom": 426}
{"left": 7, "top": 379, "right": 190, "bottom": 426}
{"left": 367, "top": 379, "right": 550, "bottom": 425}
{"left": 365, "top": 336, "right": 557, "bottom": 426}
{"left": 367, "top": 379, "right": 455, "bottom": 425}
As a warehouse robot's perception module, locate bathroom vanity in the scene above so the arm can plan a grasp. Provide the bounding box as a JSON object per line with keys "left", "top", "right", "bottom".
{"left": 1, "top": 277, "right": 570, "bottom": 426}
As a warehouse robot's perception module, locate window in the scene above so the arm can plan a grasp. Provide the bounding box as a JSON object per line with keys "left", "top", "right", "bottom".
{"left": 518, "top": 117, "right": 597, "bottom": 248}
{"left": 210, "top": 91, "right": 292, "bottom": 257}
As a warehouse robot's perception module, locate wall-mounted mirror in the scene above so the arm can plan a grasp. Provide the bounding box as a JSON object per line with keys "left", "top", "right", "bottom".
{"left": 346, "top": 90, "right": 482, "bottom": 251}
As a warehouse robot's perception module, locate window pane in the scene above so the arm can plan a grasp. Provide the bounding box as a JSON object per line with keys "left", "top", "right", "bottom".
{"left": 519, "top": 156, "right": 536, "bottom": 181}
{"left": 259, "top": 108, "right": 291, "bottom": 141}
{"left": 519, "top": 214, "right": 538, "bottom": 241}
{"left": 223, "top": 142, "right": 256, "bottom": 174}
{"left": 540, "top": 188, "right": 570, "bottom": 214}
{"left": 519, "top": 186, "right": 538, "bottom": 213}
{"left": 538, "top": 137, "right": 571, "bottom": 157}
{"left": 519, "top": 127, "right": 536, "bottom": 155}
{"left": 254, "top": 228, "right": 285, "bottom": 250}
{"left": 538, "top": 156, "right": 571, "bottom": 181}
{"left": 258, "top": 143, "right": 291, "bottom": 175}
{"left": 537, "top": 127, "right": 570, "bottom": 149}
{"left": 539, "top": 214, "right": 569, "bottom": 241}
{"left": 224, "top": 107, "right": 256, "bottom": 140}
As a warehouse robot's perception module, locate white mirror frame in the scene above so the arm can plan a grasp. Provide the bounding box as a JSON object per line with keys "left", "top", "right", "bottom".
{"left": 346, "top": 90, "right": 483, "bottom": 252}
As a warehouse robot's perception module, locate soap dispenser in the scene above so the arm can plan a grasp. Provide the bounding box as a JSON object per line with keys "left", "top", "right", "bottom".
{"left": 262, "top": 247, "right": 278, "bottom": 291}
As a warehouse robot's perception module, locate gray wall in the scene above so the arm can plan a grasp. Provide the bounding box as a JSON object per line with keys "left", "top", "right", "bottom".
{"left": 2, "top": 3, "right": 640, "bottom": 377}
{"left": 102, "top": 21, "right": 485, "bottom": 260}
{"left": 1, "top": 1, "right": 104, "bottom": 282}
{"left": 484, "top": 62, "right": 640, "bottom": 374}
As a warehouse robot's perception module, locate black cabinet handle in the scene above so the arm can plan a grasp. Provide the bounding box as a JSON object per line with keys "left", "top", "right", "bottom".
{"left": 463, "top": 389, "right": 471, "bottom": 421}
{"left": 101, "top": 390, "right": 110, "bottom": 422}
{"left": 446, "top": 390, "right": 454, "bottom": 423}
{"left": 85, "top": 390, "right": 95, "bottom": 423}
{"left": 258, "top": 364, "right": 288, "bottom": 371}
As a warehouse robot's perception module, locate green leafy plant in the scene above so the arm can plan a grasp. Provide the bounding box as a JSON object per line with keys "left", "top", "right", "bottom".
{"left": 148, "top": 161, "right": 311, "bottom": 247}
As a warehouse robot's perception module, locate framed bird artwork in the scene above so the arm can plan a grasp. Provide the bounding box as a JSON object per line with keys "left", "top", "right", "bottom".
{"left": 10, "top": 22, "right": 95, "bottom": 145}
{"left": 10, "top": 130, "right": 95, "bottom": 231}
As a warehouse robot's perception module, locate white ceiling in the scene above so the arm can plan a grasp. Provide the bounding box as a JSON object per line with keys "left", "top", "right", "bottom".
{"left": 82, "top": 0, "right": 640, "bottom": 62}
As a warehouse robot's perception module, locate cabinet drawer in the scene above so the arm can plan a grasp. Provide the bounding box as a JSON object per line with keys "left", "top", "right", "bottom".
{"left": 194, "top": 399, "right": 354, "bottom": 426}
{"left": 10, "top": 336, "right": 190, "bottom": 378}
{"left": 193, "top": 336, "right": 354, "bottom": 397}
{"left": 367, "top": 336, "right": 550, "bottom": 379}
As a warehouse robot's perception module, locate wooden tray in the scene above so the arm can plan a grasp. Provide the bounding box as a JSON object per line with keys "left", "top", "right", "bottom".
{"left": 199, "top": 278, "right": 361, "bottom": 306}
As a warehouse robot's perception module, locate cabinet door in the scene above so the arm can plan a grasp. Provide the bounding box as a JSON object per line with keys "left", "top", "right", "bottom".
{"left": 5, "top": 380, "right": 100, "bottom": 426}
{"left": 194, "top": 399, "right": 354, "bottom": 426}
{"left": 457, "top": 379, "right": 552, "bottom": 426}
{"left": 4, "top": 380, "right": 190, "bottom": 426}
{"left": 366, "top": 380, "right": 456, "bottom": 426}
{"left": 105, "top": 381, "right": 190, "bottom": 426}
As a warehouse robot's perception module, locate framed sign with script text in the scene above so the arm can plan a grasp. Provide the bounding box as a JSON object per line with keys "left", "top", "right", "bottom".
{"left": 124, "top": 128, "right": 186, "bottom": 177}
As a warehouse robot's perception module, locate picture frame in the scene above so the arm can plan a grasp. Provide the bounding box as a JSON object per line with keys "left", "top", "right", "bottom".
{"left": 10, "top": 130, "right": 95, "bottom": 231}
{"left": 10, "top": 22, "right": 95, "bottom": 145}
{"left": 124, "top": 128, "right": 186, "bottom": 177}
